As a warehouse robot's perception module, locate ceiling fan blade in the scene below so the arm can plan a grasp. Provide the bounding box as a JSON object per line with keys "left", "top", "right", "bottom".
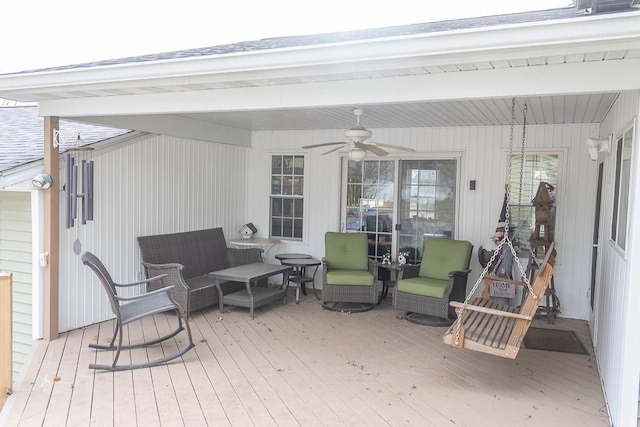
{"left": 362, "top": 144, "right": 389, "bottom": 157}
{"left": 302, "top": 142, "right": 346, "bottom": 149}
{"left": 322, "top": 145, "right": 345, "bottom": 155}
{"left": 373, "top": 143, "right": 416, "bottom": 152}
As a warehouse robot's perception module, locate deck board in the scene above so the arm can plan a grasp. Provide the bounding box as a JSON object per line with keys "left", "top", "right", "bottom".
{"left": 66, "top": 324, "right": 99, "bottom": 426}
{"left": 0, "top": 295, "right": 610, "bottom": 426}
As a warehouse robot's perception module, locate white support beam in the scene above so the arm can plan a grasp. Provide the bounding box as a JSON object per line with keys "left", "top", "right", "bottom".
{"left": 68, "top": 114, "right": 251, "bottom": 146}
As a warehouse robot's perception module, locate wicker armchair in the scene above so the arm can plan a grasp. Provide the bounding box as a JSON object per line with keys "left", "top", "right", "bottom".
{"left": 393, "top": 238, "right": 472, "bottom": 321}
{"left": 322, "top": 232, "right": 379, "bottom": 311}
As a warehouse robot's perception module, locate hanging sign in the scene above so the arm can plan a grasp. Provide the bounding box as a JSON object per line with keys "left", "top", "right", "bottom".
{"left": 489, "top": 281, "right": 516, "bottom": 298}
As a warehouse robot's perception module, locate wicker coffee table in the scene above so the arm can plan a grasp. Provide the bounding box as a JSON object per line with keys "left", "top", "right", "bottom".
{"left": 208, "top": 263, "right": 292, "bottom": 318}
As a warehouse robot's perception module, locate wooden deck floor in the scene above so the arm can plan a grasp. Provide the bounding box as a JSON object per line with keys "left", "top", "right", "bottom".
{"left": 1, "top": 294, "right": 609, "bottom": 426}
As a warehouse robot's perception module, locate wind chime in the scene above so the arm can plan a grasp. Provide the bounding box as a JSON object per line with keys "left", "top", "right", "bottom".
{"left": 54, "top": 130, "right": 95, "bottom": 254}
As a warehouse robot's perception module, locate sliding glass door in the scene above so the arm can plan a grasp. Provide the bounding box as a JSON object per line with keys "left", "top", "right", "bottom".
{"left": 344, "top": 160, "right": 395, "bottom": 261}
{"left": 342, "top": 157, "right": 458, "bottom": 263}
{"left": 397, "top": 159, "right": 457, "bottom": 263}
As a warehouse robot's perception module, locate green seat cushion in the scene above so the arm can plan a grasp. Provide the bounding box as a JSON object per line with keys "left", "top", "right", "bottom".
{"left": 397, "top": 277, "right": 450, "bottom": 298}
{"left": 325, "top": 232, "right": 369, "bottom": 271}
{"left": 326, "top": 270, "right": 374, "bottom": 286}
{"left": 419, "top": 238, "right": 472, "bottom": 280}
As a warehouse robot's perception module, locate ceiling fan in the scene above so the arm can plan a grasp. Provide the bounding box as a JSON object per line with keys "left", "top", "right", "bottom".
{"left": 302, "top": 107, "right": 415, "bottom": 161}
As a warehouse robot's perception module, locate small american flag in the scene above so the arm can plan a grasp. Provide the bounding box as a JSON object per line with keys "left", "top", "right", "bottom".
{"left": 494, "top": 193, "right": 508, "bottom": 239}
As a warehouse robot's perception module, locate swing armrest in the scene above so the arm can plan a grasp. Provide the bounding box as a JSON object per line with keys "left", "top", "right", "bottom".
{"left": 450, "top": 301, "right": 532, "bottom": 320}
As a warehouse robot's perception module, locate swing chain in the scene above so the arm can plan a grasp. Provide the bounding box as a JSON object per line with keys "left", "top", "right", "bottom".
{"left": 513, "top": 102, "right": 536, "bottom": 296}
{"left": 453, "top": 99, "right": 535, "bottom": 347}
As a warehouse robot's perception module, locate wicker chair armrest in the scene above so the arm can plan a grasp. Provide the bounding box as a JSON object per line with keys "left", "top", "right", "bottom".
{"left": 228, "top": 247, "right": 263, "bottom": 266}
{"left": 141, "top": 261, "right": 185, "bottom": 271}
{"left": 449, "top": 268, "right": 471, "bottom": 279}
{"left": 447, "top": 268, "right": 472, "bottom": 301}
{"left": 397, "top": 263, "right": 420, "bottom": 280}
{"left": 321, "top": 258, "right": 328, "bottom": 287}
{"left": 368, "top": 259, "right": 379, "bottom": 275}
{"left": 141, "top": 261, "right": 189, "bottom": 313}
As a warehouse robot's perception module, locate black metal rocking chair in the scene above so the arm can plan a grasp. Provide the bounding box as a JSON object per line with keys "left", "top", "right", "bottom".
{"left": 82, "top": 251, "right": 195, "bottom": 371}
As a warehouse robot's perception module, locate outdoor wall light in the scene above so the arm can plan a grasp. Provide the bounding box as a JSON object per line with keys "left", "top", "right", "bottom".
{"left": 585, "top": 134, "right": 612, "bottom": 161}
{"left": 32, "top": 173, "right": 52, "bottom": 190}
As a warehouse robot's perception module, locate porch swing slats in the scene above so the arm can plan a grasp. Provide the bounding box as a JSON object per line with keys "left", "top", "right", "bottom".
{"left": 443, "top": 243, "right": 556, "bottom": 359}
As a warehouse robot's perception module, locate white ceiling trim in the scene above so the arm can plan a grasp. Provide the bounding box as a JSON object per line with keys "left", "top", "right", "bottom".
{"left": 38, "top": 58, "right": 639, "bottom": 118}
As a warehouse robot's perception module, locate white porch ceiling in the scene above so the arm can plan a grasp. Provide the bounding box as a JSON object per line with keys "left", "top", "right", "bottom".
{"left": 175, "top": 94, "right": 619, "bottom": 130}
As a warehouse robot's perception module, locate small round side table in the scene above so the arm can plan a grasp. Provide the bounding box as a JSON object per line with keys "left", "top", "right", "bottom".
{"left": 278, "top": 257, "right": 321, "bottom": 303}
{"left": 377, "top": 262, "right": 403, "bottom": 304}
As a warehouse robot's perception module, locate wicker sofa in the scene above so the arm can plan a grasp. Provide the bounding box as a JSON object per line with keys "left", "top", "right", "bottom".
{"left": 137, "top": 228, "right": 262, "bottom": 314}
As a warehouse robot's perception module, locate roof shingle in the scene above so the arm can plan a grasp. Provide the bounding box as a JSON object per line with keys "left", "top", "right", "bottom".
{"left": 0, "top": 106, "right": 129, "bottom": 172}
{"left": 4, "top": 8, "right": 586, "bottom": 75}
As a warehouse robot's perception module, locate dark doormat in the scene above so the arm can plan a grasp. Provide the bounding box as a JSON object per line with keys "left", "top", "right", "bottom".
{"left": 523, "top": 327, "right": 589, "bottom": 355}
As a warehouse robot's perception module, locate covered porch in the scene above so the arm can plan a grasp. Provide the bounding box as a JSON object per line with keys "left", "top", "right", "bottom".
{"left": 0, "top": 5, "right": 638, "bottom": 425}
{"left": 1, "top": 297, "right": 607, "bottom": 426}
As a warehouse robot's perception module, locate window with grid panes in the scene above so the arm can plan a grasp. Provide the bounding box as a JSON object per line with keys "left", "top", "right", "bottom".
{"left": 507, "top": 154, "right": 559, "bottom": 255}
{"left": 270, "top": 155, "right": 304, "bottom": 240}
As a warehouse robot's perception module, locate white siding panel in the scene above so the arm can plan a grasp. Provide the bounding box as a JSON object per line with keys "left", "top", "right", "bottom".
{"left": 250, "top": 122, "right": 597, "bottom": 321}
{"left": 595, "top": 90, "right": 640, "bottom": 427}
{"left": 58, "top": 135, "right": 248, "bottom": 331}
{"left": 0, "top": 191, "right": 33, "bottom": 384}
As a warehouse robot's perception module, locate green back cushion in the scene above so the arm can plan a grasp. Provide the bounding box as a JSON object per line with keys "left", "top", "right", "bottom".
{"left": 325, "top": 232, "right": 369, "bottom": 271}
{"left": 418, "top": 238, "right": 472, "bottom": 280}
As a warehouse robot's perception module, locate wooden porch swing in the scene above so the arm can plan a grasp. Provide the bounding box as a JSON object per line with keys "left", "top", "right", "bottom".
{"left": 442, "top": 99, "right": 557, "bottom": 359}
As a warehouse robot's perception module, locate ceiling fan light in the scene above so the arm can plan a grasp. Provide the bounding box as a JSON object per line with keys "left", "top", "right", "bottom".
{"left": 349, "top": 147, "right": 367, "bottom": 162}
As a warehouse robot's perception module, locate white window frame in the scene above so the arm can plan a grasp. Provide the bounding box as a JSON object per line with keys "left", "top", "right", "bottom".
{"left": 610, "top": 120, "right": 635, "bottom": 252}
{"left": 503, "top": 148, "right": 566, "bottom": 257}
{"left": 269, "top": 153, "right": 308, "bottom": 243}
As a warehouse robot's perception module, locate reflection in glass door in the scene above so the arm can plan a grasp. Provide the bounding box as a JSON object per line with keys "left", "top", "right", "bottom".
{"left": 344, "top": 160, "right": 395, "bottom": 261}
{"left": 342, "top": 158, "right": 458, "bottom": 264}
{"left": 397, "top": 159, "right": 457, "bottom": 263}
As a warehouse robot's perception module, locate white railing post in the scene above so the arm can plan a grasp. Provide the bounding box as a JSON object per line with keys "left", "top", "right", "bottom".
{"left": 0, "top": 272, "right": 12, "bottom": 410}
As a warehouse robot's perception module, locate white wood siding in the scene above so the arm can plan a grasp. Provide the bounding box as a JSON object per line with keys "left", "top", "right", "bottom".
{"left": 0, "top": 191, "right": 33, "bottom": 383}
{"left": 57, "top": 135, "right": 249, "bottom": 331}
{"left": 249, "top": 122, "right": 598, "bottom": 320}
{"left": 595, "top": 90, "right": 640, "bottom": 426}
{"left": 49, "top": 112, "right": 640, "bottom": 424}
